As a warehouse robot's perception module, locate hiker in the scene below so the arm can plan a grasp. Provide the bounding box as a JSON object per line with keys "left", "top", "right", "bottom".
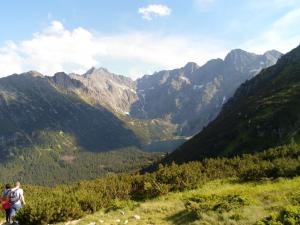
{"left": 9, "top": 181, "right": 26, "bottom": 223}
{"left": 1, "top": 184, "right": 12, "bottom": 223}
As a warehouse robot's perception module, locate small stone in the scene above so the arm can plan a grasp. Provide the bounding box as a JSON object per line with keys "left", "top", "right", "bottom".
{"left": 124, "top": 220, "right": 129, "bottom": 224}
{"left": 99, "top": 219, "right": 104, "bottom": 223}
{"left": 133, "top": 214, "right": 141, "bottom": 220}
{"left": 116, "top": 219, "right": 121, "bottom": 223}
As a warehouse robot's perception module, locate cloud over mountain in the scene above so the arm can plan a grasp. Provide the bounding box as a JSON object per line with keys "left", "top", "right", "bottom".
{"left": 0, "top": 20, "right": 226, "bottom": 78}
{"left": 138, "top": 4, "right": 171, "bottom": 20}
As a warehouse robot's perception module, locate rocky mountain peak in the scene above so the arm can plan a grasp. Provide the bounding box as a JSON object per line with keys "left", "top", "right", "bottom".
{"left": 22, "top": 71, "right": 44, "bottom": 78}
{"left": 63, "top": 67, "right": 138, "bottom": 114}
{"left": 84, "top": 67, "right": 97, "bottom": 75}
{"left": 52, "top": 72, "right": 83, "bottom": 89}
{"left": 82, "top": 67, "right": 134, "bottom": 86}
{"left": 183, "top": 62, "right": 199, "bottom": 74}
{"left": 84, "top": 67, "right": 110, "bottom": 77}
{"left": 263, "top": 50, "right": 283, "bottom": 62}
{"left": 53, "top": 71, "right": 68, "bottom": 77}
{"left": 224, "top": 49, "right": 258, "bottom": 65}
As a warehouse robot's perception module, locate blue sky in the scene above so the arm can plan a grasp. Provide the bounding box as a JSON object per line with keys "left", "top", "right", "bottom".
{"left": 0, "top": 0, "right": 300, "bottom": 78}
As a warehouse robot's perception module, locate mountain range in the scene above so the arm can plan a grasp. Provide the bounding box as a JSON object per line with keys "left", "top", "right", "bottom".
{"left": 164, "top": 44, "right": 300, "bottom": 163}
{"left": 131, "top": 49, "right": 282, "bottom": 135}
{"left": 0, "top": 48, "right": 282, "bottom": 184}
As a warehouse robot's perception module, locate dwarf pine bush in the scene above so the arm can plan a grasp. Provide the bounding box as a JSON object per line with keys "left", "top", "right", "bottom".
{"left": 6, "top": 144, "right": 300, "bottom": 224}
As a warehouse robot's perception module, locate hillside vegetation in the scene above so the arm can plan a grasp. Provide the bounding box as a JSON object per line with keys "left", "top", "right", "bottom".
{"left": 55, "top": 177, "right": 300, "bottom": 225}
{"left": 1, "top": 144, "right": 300, "bottom": 224}
{"left": 0, "top": 146, "right": 163, "bottom": 186}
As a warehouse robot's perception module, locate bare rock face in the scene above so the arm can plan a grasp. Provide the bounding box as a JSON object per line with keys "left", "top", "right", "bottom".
{"left": 52, "top": 68, "right": 138, "bottom": 115}
{"left": 49, "top": 49, "right": 281, "bottom": 137}
{"left": 50, "top": 49, "right": 282, "bottom": 137}
{"left": 130, "top": 49, "right": 282, "bottom": 135}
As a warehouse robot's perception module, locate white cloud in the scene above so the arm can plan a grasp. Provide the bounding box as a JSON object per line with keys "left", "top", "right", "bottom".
{"left": 43, "top": 20, "right": 64, "bottom": 34}
{"left": 0, "top": 20, "right": 227, "bottom": 78}
{"left": 2, "top": 10, "right": 299, "bottom": 79}
{"left": 242, "top": 7, "right": 300, "bottom": 53}
{"left": 138, "top": 4, "right": 171, "bottom": 21}
{"left": 0, "top": 42, "right": 23, "bottom": 75}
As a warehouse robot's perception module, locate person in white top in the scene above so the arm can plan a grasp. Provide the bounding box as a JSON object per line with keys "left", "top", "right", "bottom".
{"left": 9, "top": 181, "right": 26, "bottom": 223}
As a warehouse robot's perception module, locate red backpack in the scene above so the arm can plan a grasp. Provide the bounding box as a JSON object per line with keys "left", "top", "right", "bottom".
{"left": 1, "top": 190, "right": 11, "bottom": 210}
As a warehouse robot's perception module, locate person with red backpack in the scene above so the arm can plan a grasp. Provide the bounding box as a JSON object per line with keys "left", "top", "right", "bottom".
{"left": 1, "top": 184, "right": 12, "bottom": 223}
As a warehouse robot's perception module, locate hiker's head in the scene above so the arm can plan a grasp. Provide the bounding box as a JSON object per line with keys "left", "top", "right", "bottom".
{"left": 5, "top": 184, "right": 11, "bottom": 189}
{"left": 15, "top": 181, "right": 21, "bottom": 188}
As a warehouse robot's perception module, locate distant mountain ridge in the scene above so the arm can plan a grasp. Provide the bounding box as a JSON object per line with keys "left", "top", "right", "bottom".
{"left": 0, "top": 47, "right": 283, "bottom": 184}
{"left": 47, "top": 48, "right": 282, "bottom": 137}
{"left": 0, "top": 48, "right": 282, "bottom": 155}
{"left": 131, "top": 49, "right": 282, "bottom": 135}
{"left": 163, "top": 44, "right": 300, "bottom": 163}
{"left": 51, "top": 68, "right": 137, "bottom": 115}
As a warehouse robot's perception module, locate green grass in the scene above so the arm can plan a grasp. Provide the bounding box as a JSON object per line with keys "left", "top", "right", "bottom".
{"left": 55, "top": 177, "right": 300, "bottom": 225}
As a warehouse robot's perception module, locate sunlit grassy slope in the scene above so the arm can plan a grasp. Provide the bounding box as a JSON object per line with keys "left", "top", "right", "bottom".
{"left": 56, "top": 177, "right": 300, "bottom": 225}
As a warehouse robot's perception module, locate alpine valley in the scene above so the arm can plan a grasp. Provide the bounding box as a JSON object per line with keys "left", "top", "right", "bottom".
{"left": 0, "top": 49, "right": 282, "bottom": 185}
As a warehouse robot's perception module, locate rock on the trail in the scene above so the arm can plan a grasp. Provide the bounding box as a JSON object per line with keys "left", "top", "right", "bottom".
{"left": 133, "top": 214, "right": 141, "bottom": 220}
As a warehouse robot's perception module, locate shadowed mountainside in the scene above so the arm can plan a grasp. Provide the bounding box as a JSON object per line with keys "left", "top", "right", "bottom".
{"left": 0, "top": 72, "right": 140, "bottom": 159}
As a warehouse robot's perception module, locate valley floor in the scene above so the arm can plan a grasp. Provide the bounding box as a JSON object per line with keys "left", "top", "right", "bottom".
{"left": 57, "top": 176, "right": 300, "bottom": 225}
